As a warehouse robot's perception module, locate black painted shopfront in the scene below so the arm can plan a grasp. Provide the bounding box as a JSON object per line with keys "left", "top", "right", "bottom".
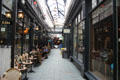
{"left": 0, "top": 0, "right": 49, "bottom": 69}
{"left": 0, "top": 0, "right": 119, "bottom": 80}
{"left": 63, "top": 0, "right": 119, "bottom": 80}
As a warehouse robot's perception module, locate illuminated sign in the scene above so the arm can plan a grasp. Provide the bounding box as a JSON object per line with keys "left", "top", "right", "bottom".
{"left": 63, "top": 29, "right": 70, "bottom": 33}
{"left": 1, "top": 21, "right": 11, "bottom": 25}
{"left": 1, "top": 28, "right": 6, "bottom": 32}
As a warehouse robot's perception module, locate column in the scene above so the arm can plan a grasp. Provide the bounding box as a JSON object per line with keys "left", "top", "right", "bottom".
{"left": 84, "top": 0, "right": 92, "bottom": 72}
{"left": 29, "top": 22, "right": 34, "bottom": 51}
{"left": 11, "top": 0, "right": 18, "bottom": 68}
{"left": 113, "top": 0, "right": 118, "bottom": 80}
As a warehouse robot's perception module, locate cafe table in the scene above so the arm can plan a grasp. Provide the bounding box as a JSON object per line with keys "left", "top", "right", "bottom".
{"left": 22, "top": 61, "right": 34, "bottom": 73}
{"left": 14, "top": 66, "right": 28, "bottom": 80}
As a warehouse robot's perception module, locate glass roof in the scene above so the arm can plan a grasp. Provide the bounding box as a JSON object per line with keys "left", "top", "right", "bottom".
{"left": 38, "top": 0, "right": 73, "bottom": 33}
{"left": 47, "top": 0, "right": 65, "bottom": 26}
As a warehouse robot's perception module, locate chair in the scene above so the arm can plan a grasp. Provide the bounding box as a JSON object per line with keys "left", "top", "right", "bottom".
{"left": 1, "top": 68, "right": 21, "bottom": 80}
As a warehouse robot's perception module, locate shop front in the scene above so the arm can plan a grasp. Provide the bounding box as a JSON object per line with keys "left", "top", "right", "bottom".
{"left": 64, "top": 0, "right": 119, "bottom": 79}
{"left": 89, "top": 0, "right": 115, "bottom": 80}
{"left": 71, "top": 2, "right": 85, "bottom": 75}
{"left": 0, "top": 0, "right": 13, "bottom": 47}
{"left": 0, "top": 0, "right": 13, "bottom": 76}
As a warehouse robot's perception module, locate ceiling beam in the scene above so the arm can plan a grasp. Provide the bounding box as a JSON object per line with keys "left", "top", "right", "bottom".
{"left": 56, "top": 0, "right": 59, "bottom": 16}
{"left": 58, "top": 10, "right": 64, "bottom": 16}
{"left": 45, "top": 0, "right": 54, "bottom": 22}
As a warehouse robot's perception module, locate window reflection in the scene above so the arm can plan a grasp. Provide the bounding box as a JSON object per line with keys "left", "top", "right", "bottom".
{"left": 90, "top": 0, "right": 114, "bottom": 80}
{"left": 78, "top": 22, "right": 85, "bottom": 62}
{"left": 0, "top": 7, "right": 12, "bottom": 47}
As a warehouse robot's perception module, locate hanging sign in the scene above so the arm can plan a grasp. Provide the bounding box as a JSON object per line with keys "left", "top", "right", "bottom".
{"left": 63, "top": 29, "right": 70, "bottom": 33}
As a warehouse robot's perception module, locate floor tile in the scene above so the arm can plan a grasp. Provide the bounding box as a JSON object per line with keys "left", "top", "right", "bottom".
{"left": 28, "top": 49, "right": 84, "bottom": 80}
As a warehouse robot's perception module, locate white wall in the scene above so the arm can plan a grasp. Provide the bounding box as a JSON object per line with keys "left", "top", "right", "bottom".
{"left": 0, "top": 47, "right": 11, "bottom": 76}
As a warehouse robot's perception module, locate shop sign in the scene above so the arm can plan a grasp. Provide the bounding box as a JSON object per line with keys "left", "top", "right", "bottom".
{"left": 99, "top": 2, "right": 113, "bottom": 21}
{"left": 92, "top": 1, "right": 113, "bottom": 24}
{"left": 2, "top": 0, "right": 12, "bottom": 10}
{"left": 26, "top": 35, "right": 29, "bottom": 39}
{"left": 1, "top": 21, "right": 11, "bottom": 25}
{"left": 63, "top": 29, "right": 70, "bottom": 33}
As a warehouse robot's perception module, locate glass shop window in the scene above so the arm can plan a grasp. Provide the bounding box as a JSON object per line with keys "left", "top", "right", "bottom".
{"left": 90, "top": 1, "right": 114, "bottom": 79}
{"left": 92, "top": 0, "right": 97, "bottom": 8}
{"left": 2, "top": 0, "right": 13, "bottom": 10}
{"left": 81, "top": 10, "right": 83, "bottom": 20}
{"left": 0, "top": 7, "right": 12, "bottom": 47}
{"left": 78, "top": 14, "right": 81, "bottom": 23}
{"left": 98, "top": 0, "right": 103, "bottom": 3}
{"left": 75, "top": 17, "right": 78, "bottom": 26}
{"left": 73, "top": 22, "right": 78, "bottom": 59}
{"left": 90, "top": 16, "right": 114, "bottom": 80}
{"left": 77, "top": 22, "right": 85, "bottom": 62}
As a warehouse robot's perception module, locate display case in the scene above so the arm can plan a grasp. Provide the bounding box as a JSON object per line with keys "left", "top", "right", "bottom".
{"left": 0, "top": 6, "right": 12, "bottom": 47}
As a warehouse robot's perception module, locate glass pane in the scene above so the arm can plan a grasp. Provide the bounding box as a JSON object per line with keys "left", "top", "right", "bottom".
{"left": 2, "top": 0, "right": 13, "bottom": 10}
{"left": 0, "top": 7, "right": 12, "bottom": 46}
{"left": 92, "top": 0, "right": 97, "bottom": 8}
{"left": 73, "top": 22, "right": 77, "bottom": 58}
{"left": 118, "top": 6, "right": 120, "bottom": 80}
{"left": 78, "top": 22, "right": 84, "bottom": 62}
{"left": 90, "top": 1, "right": 114, "bottom": 80}
{"left": 78, "top": 14, "right": 81, "bottom": 23}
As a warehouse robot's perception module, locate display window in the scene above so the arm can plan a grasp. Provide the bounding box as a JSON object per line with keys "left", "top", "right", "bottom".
{"left": 73, "top": 9, "right": 85, "bottom": 61}
{"left": 90, "top": 16, "right": 113, "bottom": 80}
{"left": 0, "top": 6, "right": 12, "bottom": 47}
{"left": 77, "top": 21, "right": 85, "bottom": 62}
{"left": 78, "top": 14, "right": 81, "bottom": 23}
{"left": 15, "top": 13, "right": 30, "bottom": 54}
{"left": 2, "top": 0, "right": 13, "bottom": 10}
{"left": 90, "top": 1, "right": 114, "bottom": 80}
{"left": 73, "top": 22, "right": 78, "bottom": 59}
{"left": 92, "top": 0, "right": 97, "bottom": 8}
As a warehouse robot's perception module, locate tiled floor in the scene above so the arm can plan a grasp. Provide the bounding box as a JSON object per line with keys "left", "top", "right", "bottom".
{"left": 28, "top": 49, "right": 84, "bottom": 80}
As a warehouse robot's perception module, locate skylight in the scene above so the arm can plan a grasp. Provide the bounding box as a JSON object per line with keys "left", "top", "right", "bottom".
{"left": 47, "top": 0, "right": 65, "bottom": 26}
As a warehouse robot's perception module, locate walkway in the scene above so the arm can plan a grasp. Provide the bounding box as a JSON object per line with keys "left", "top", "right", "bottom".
{"left": 28, "top": 49, "right": 84, "bottom": 80}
